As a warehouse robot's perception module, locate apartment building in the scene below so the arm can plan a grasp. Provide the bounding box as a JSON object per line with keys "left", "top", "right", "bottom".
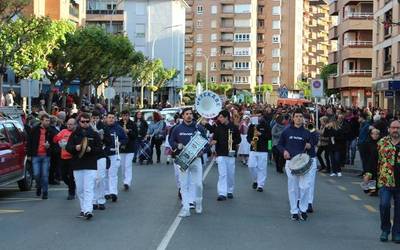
{"left": 86, "top": 0, "right": 124, "bottom": 34}
{"left": 328, "top": 0, "right": 373, "bottom": 107}
{"left": 372, "top": 0, "right": 400, "bottom": 111}
{"left": 185, "top": 0, "right": 328, "bottom": 102}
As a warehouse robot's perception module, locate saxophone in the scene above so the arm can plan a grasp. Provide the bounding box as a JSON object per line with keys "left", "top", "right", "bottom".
{"left": 251, "top": 125, "right": 259, "bottom": 151}
{"left": 228, "top": 129, "right": 235, "bottom": 157}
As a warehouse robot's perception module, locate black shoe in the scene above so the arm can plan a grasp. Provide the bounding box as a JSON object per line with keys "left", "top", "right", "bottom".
{"left": 98, "top": 204, "right": 106, "bottom": 210}
{"left": 76, "top": 212, "right": 85, "bottom": 218}
{"left": 307, "top": 203, "right": 314, "bottom": 213}
{"left": 300, "top": 212, "right": 308, "bottom": 221}
{"left": 380, "top": 231, "right": 389, "bottom": 242}
{"left": 36, "top": 188, "right": 41, "bottom": 197}
{"left": 84, "top": 212, "right": 93, "bottom": 220}
{"left": 67, "top": 194, "right": 75, "bottom": 200}
{"left": 256, "top": 187, "right": 263, "bottom": 192}
{"left": 166, "top": 161, "right": 170, "bottom": 165}
{"left": 124, "top": 184, "right": 129, "bottom": 191}
{"left": 157, "top": 159, "right": 160, "bottom": 163}
{"left": 291, "top": 214, "right": 299, "bottom": 221}
{"left": 93, "top": 204, "right": 99, "bottom": 210}
{"left": 111, "top": 194, "right": 118, "bottom": 202}
{"left": 42, "top": 192, "right": 48, "bottom": 200}
{"left": 105, "top": 194, "right": 111, "bottom": 200}
{"left": 227, "top": 193, "right": 234, "bottom": 199}
{"left": 252, "top": 182, "right": 257, "bottom": 189}
{"left": 217, "top": 195, "right": 227, "bottom": 201}
{"left": 189, "top": 203, "right": 195, "bottom": 209}
{"left": 178, "top": 189, "right": 182, "bottom": 200}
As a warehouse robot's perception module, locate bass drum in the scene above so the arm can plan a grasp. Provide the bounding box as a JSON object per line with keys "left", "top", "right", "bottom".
{"left": 195, "top": 91, "right": 223, "bottom": 119}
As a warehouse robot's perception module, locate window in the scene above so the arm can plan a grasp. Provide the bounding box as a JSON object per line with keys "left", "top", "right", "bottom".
{"left": 272, "top": 35, "right": 280, "bottom": 44}
{"left": 211, "top": 48, "right": 217, "bottom": 56}
{"left": 196, "top": 48, "right": 202, "bottom": 56}
{"left": 211, "top": 5, "right": 217, "bottom": 14}
{"left": 211, "top": 33, "right": 217, "bottom": 42}
{"left": 257, "top": 33, "right": 264, "bottom": 41}
{"left": 272, "top": 77, "right": 280, "bottom": 84}
{"left": 234, "top": 47, "right": 251, "bottom": 56}
{"left": 234, "top": 61, "right": 250, "bottom": 70}
{"left": 384, "top": 10, "right": 392, "bottom": 38}
{"left": 383, "top": 46, "right": 392, "bottom": 73}
{"left": 196, "top": 62, "right": 202, "bottom": 71}
{"left": 234, "top": 76, "right": 249, "bottom": 83}
{"left": 197, "top": 20, "right": 203, "bottom": 28}
{"left": 258, "top": 5, "right": 264, "bottom": 14}
{"left": 272, "top": 49, "right": 280, "bottom": 57}
{"left": 210, "top": 62, "right": 217, "bottom": 71}
{"left": 234, "top": 4, "right": 251, "bottom": 13}
{"left": 197, "top": 5, "right": 203, "bottom": 14}
{"left": 210, "top": 76, "right": 216, "bottom": 82}
{"left": 234, "top": 33, "right": 250, "bottom": 42}
{"left": 257, "top": 47, "right": 264, "bottom": 55}
{"left": 272, "top": 63, "right": 280, "bottom": 71}
{"left": 136, "top": 3, "right": 145, "bottom": 15}
{"left": 107, "top": 4, "right": 116, "bottom": 10}
{"left": 272, "top": 6, "right": 281, "bottom": 15}
{"left": 211, "top": 20, "right": 217, "bottom": 28}
{"left": 257, "top": 19, "right": 264, "bottom": 28}
{"left": 4, "top": 123, "right": 20, "bottom": 144}
{"left": 234, "top": 19, "right": 251, "bottom": 27}
{"left": 272, "top": 21, "right": 280, "bottom": 29}
{"left": 0, "top": 125, "right": 9, "bottom": 143}
{"left": 196, "top": 34, "right": 203, "bottom": 43}
{"left": 135, "top": 24, "right": 145, "bottom": 38}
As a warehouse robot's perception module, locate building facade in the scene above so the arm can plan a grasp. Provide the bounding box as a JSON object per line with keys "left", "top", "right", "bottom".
{"left": 124, "top": 0, "right": 187, "bottom": 105}
{"left": 372, "top": 0, "right": 400, "bottom": 112}
{"left": 86, "top": 0, "right": 124, "bottom": 34}
{"left": 328, "top": 0, "right": 373, "bottom": 107}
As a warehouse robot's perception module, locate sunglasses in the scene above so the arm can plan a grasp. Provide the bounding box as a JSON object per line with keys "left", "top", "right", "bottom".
{"left": 80, "top": 120, "right": 90, "bottom": 124}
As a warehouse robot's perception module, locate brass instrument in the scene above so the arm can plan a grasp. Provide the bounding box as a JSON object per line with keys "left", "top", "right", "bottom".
{"left": 251, "top": 125, "right": 259, "bottom": 151}
{"left": 112, "top": 132, "right": 120, "bottom": 161}
{"left": 228, "top": 129, "right": 235, "bottom": 157}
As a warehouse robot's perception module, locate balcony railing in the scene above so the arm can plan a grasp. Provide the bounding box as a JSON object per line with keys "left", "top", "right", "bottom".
{"left": 344, "top": 12, "right": 373, "bottom": 19}
{"left": 343, "top": 69, "right": 372, "bottom": 75}
{"left": 86, "top": 9, "right": 124, "bottom": 15}
{"left": 343, "top": 41, "right": 373, "bottom": 47}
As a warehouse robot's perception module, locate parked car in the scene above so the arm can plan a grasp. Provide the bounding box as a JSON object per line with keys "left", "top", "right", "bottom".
{"left": 133, "top": 109, "right": 158, "bottom": 124}
{"left": 0, "top": 116, "right": 32, "bottom": 191}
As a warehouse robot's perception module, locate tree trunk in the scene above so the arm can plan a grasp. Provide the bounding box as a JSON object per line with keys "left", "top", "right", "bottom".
{"left": 78, "top": 84, "right": 86, "bottom": 107}
{"left": 0, "top": 73, "right": 4, "bottom": 107}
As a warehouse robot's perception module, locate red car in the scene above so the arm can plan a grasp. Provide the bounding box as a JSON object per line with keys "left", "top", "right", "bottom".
{"left": 0, "top": 115, "right": 32, "bottom": 191}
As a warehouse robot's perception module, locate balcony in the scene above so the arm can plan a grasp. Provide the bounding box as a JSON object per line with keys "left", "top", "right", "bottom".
{"left": 329, "top": 1, "right": 338, "bottom": 16}
{"left": 185, "top": 25, "right": 193, "bottom": 33}
{"left": 341, "top": 45, "right": 372, "bottom": 59}
{"left": 86, "top": 9, "right": 123, "bottom": 15}
{"left": 186, "top": 10, "right": 193, "bottom": 19}
{"left": 184, "top": 53, "right": 193, "bottom": 60}
{"left": 344, "top": 12, "right": 373, "bottom": 20}
{"left": 329, "top": 26, "right": 338, "bottom": 40}
{"left": 328, "top": 74, "right": 338, "bottom": 89}
{"left": 343, "top": 69, "right": 372, "bottom": 77}
{"left": 340, "top": 74, "right": 372, "bottom": 88}
{"left": 328, "top": 51, "right": 338, "bottom": 64}
{"left": 343, "top": 40, "right": 373, "bottom": 48}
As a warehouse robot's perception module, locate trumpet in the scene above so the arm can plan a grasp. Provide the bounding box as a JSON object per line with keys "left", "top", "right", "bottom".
{"left": 251, "top": 125, "right": 259, "bottom": 151}
{"left": 228, "top": 129, "right": 235, "bottom": 157}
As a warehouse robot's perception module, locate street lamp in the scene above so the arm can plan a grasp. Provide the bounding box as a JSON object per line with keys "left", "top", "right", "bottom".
{"left": 257, "top": 60, "right": 263, "bottom": 103}
{"left": 150, "top": 24, "right": 182, "bottom": 106}
{"left": 196, "top": 52, "right": 209, "bottom": 91}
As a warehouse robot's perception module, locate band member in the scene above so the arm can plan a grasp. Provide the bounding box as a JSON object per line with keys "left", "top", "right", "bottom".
{"left": 66, "top": 113, "right": 102, "bottom": 220}
{"left": 53, "top": 118, "right": 77, "bottom": 200}
{"left": 247, "top": 115, "right": 272, "bottom": 192}
{"left": 277, "top": 109, "right": 312, "bottom": 221}
{"left": 170, "top": 108, "right": 207, "bottom": 217}
{"left": 306, "top": 121, "right": 319, "bottom": 213}
{"left": 119, "top": 110, "right": 138, "bottom": 191}
{"left": 91, "top": 111, "right": 112, "bottom": 210}
{"left": 167, "top": 113, "right": 183, "bottom": 199}
{"left": 104, "top": 112, "right": 128, "bottom": 202}
{"left": 212, "top": 110, "right": 241, "bottom": 201}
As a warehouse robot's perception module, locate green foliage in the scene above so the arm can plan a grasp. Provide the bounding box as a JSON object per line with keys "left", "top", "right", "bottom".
{"left": 260, "top": 83, "right": 273, "bottom": 93}
{"left": 295, "top": 81, "right": 311, "bottom": 98}
{"left": 131, "top": 58, "right": 159, "bottom": 88}
{"left": 0, "top": 0, "right": 29, "bottom": 23}
{"left": 320, "top": 64, "right": 338, "bottom": 96}
{"left": 182, "top": 83, "right": 196, "bottom": 105}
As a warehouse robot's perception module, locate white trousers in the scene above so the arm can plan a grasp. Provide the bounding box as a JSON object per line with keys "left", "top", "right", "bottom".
{"left": 285, "top": 160, "right": 311, "bottom": 214}
{"left": 248, "top": 151, "right": 268, "bottom": 188}
{"left": 73, "top": 169, "right": 97, "bottom": 214}
{"left": 120, "top": 153, "right": 134, "bottom": 186}
{"left": 216, "top": 156, "right": 235, "bottom": 196}
{"left": 106, "top": 155, "right": 120, "bottom": 195}
{"left": 93, "top": 158, "right": 107, "bottom": 205}
{"left": 173, "top": 163, "right": 181, "bottom": 189}
{"left": 307, "top": 158, "right": 317, "bottom": 204}
{"left": 179, "top": 158, "right": 203, "bottom": 210}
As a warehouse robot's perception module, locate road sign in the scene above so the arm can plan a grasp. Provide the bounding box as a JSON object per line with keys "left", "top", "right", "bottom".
{"left": 311, "top": 79, "right": 324, "bottom": 97}
{"left": 20, "top": 79, "right": 39, "bottom": 98}
{"left": 278, "top": 86, "right": 288, "bottom": 98}
{"left": 104, "top": 87, "right": 116, "bottom": 99}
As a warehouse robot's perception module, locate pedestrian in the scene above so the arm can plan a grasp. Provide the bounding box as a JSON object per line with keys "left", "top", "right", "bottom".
{"left": 238, "top": 115, "right": 251, "bottom": 166}
{"left": 376, "top": 120, "right": 400, "bottom": 243}
{"left": 358, "top": 112, "right": 371, "bottom": 174}
{"left": 306, "top": 120, "right": 319, "bottom": 213}
{"left": 119, "top": 110, "right": 137, "bottom": 191}
{"left": 317, "top": 116, "right": 331, "bottom": 172}
{"left": 133, "top": 111, "right": 148, "bottom": 164}
{"left": 53, "top": 118, "right": 77, "bottom": 200}
{"left": 271, "top": 114, "right": 288, "bottom": 173}
{"left": 212, "top": 110, "right": 241, "bottom": 201}
{"left": 48, "top": 116, "right": 61, "bottom": 185}
{"left": 66, "top": 113, "right": 102, "bottom": 220}
{"left": 27, "top": 113, "right": 55, "bottom": 200}
{"left": 362, "top": 128, "right": 380, "bottom": 196}
{"left": 147, "top": 112, "right": 166, "bottom": 164}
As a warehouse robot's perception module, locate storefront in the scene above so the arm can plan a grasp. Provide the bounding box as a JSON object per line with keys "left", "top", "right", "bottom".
{"left": 373, "top": 80, "right": 400, "bottom": 112}
{"left": 340, "top": 88, "right": 372, "bottom": 107}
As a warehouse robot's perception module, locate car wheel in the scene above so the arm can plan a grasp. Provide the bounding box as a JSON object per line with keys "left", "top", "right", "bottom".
{"left": 18, "top": 160, "right": 33, "bottom": 191}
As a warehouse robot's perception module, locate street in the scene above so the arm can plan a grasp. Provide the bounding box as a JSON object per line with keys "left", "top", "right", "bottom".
{"left": 0, "top": 158, "right": 397, "bottom": 250}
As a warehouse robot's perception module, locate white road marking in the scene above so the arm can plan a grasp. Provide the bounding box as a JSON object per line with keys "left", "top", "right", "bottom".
{"left": 349, "top": 194, "right": 361, "bottom": 201}
{"left": 364, "top": 204, "right": 378, "bottom": 213}
{"left": 156, "top": 158, "right": 215, "bottom": 250}
{"left": 337, "top": 185, "right": 347, "bottom": 191}
{"left": 0, "top": 209, "right": 24, "bottom": 214}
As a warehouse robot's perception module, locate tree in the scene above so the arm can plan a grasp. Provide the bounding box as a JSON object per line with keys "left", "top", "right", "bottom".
{"left": 320, "top": 64, "right": 338, "bottom": 97}
{"left": 131, "top": 58, "right": 159, "bottom": 108}
{"left": 0, "top": 16, "right": 74, "bottom": 103}
{"left": 182, "top": 83, "right": 196, "bottom": 105}
{"left": 0, "top": 0, "right": 29, "bottom": 24}
{"left": 295, "top": 81, "right": 311, "bottom": 99}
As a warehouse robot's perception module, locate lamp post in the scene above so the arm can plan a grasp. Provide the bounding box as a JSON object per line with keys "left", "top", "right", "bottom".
{"left": 197, "top": 52, "right": 209, "bottom": 91}
{"left": 150, "top": 24, "right": 182, "bottom": 106}
{"left": 257, "top": 60, "right": 263, "bottom": 103}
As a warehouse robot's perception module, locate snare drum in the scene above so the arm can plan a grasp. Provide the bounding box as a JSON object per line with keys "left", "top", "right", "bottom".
{"left": 288, "top": 153, "right": 312, "bottom": 176}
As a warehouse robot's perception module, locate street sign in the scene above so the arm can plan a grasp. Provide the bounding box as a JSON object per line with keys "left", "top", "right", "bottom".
{"left": 384, "top": 91, "right": 394, "bottom": 98}
{"left": 278, "top": 86, "right": 288, "bottom": 98}
{"left": 104, "top": 87, "right": 116, "bottom": 99}
{"left": 20, "top": 79, "right": 39, "bottom": 98}
{"left": 311, "top": 79, "right": 324, "bottom": 97}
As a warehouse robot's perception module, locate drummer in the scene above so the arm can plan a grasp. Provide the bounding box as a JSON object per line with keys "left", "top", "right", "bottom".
{"left": 277, "top": 109, "right": 312, "bottom": 221}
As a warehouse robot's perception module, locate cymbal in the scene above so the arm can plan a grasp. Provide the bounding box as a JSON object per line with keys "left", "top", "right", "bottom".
{"left": 78, "top": 137, "right": 88, "bottom": 159}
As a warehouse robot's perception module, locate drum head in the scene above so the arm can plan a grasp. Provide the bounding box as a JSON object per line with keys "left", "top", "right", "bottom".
{"left": 78, "top": 137, "right": 88, "bottom": 159}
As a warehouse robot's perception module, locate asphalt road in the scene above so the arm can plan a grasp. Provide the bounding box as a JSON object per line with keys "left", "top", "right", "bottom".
{"left": 0, "top": 158, "right": 397, "bottom": 250}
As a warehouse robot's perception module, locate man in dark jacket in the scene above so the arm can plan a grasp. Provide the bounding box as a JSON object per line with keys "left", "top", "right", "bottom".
{"left": 27, "top": 113, "right": 56, "bottom": 200}
{"left": 212, "top": 110, "right": 241, "bottom": 201}
{"left": 66, "top": 112, "right": 102, "bottom": 220}
{"left": 247, "top": 116, "right": 272, "bottom": 192}
{"left": 119, "top": 110, "right": 138, "bottom": 191}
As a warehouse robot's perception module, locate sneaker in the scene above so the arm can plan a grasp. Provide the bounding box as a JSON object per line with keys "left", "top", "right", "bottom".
{"left": 98, "top": 204, "right": 106, "bottom": 210}
{"left": 111, "top": 194, "right": 118, "bottom": 202}
{"left": 291, "top": 214, "right": 299, "bottom": 221}
{"left": 256, "top": 187, "right": 263, "bottom": 192}
{"left": 300, "top": 212, "right": 308, "bottom": 221}
{"left": 84, "top": 212, "right": 93, "bottom": 220}
{"left": 307, "top": 203, "right": 314, "bottom": 213}
{"left": 217, "top": 195, "right": 227, "bottom": 201}
{"left": 337, "top": 172, "right": 342, "bottom": 177}
{"left": 252, "top": 182, "right": 257, "bottom": 189}
{"left": 195, "top": 203, "right": 202, "bottom": 214}
{"left": 178, "top": 208, "right": 190, "bottom": 217}
{"left": 227, "top": 193, "right": 234, "bottom": 199}
{"left": 189, "top": 203, "right": 195, "bottom": 209}
{"left": 76, "top": 212, "right": 85, "bottom": 218}
{"left": 380, "top": 231, "right": 389, "bottom": 242}
{"left": 42, "top": 192, "right": 48, "bottom": 200}
{"left": 124, "top": 184, "right": 129, "bottom": 191}
{"left": 330, "top": 173, "right": 337, "bottom": 177}
{"left": 93, "top": 204, "right": 99, "bottom": 210}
